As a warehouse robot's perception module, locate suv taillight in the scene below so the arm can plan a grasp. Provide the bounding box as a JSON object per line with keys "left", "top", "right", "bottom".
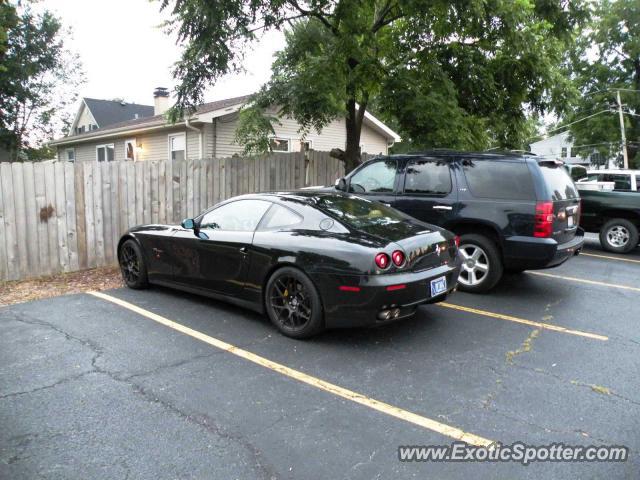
{"left": 534, "top": 201, "right": 554, "bottom": 238}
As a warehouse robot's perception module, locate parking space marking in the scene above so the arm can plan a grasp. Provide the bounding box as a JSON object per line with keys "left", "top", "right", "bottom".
{"left": 438, "top": 303, "right": 608, "bottom": 341}
{"left": 581, "top": 252, "right": 640, "bottom": 265}
{"left": 88, "top": 291, "right": 494, "bottom": 447}
{"left": 528, "top": 271, "right": 640, "bottom": 293}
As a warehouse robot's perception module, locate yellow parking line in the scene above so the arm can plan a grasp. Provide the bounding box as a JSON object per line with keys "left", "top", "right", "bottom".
{"left": 581, "top": 252, "right": 640, "bottom": 265}
{"left": 88, "top": 291, "right": 493, "bottom": 447}
{"left": 528, "top": 271, "right": 640, "bottom": 293}
{"left": 438, "top": 303, "right": 608, "bottom": 341}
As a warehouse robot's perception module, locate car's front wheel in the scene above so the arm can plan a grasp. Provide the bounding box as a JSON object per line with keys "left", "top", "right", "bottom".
{"left": 456, "top": 234, "right": 503, "bottom": 293}
{"left": 118, "top": 239, "right": 149, "bottom": 289}
{"left": 265, "top": 267, "right": 324, "bottom": 339}
{"left": 600, "top": 219, "right": 639, "bottom": 254}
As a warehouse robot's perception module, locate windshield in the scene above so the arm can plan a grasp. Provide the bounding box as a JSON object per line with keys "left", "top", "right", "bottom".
{"left": 539, "top": 164, "right": 579, "bottom": 201}
{"left": 313, "top": 194, "right": 406, "bottom": 229}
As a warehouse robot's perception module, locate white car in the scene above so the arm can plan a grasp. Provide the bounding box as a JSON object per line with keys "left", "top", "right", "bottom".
{"left": 577, "top": 169, "right": 640, "bottom": 192}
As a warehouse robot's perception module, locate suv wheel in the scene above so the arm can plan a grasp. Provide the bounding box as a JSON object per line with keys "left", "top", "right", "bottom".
{"left": 600, "top": 219, "right": 639, "bottom": 254}
{"left": 457, "top": 234, "right": 503, "bottom": 293}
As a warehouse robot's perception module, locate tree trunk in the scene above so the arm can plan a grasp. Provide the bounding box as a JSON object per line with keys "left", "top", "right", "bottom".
{"left": 343, "top": 97, "right": 366, "bottom": 174}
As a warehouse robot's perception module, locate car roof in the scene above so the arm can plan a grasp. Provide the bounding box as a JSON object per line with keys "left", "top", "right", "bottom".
{"left": 367, "top": 150, "right": 536, "bottom": 161}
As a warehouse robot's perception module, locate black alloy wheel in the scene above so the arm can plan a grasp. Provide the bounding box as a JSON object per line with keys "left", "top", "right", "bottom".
{"left": 119, "top": 239, "right": 148, "bottom": 289}
{"left": 265, "top": 267, "right": 323, "bottom": 338}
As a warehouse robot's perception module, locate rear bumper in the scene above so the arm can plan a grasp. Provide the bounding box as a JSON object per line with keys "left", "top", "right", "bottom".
{"left": 503, "top": 228, "right": 584, "bottom": 270}
{"left": 314, "top": 260, "right": 462, "bottom": 328}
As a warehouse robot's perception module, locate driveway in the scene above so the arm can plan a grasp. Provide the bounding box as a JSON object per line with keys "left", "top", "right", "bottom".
{"left": 1, "top": 237, "right": 639, "bottom": 479}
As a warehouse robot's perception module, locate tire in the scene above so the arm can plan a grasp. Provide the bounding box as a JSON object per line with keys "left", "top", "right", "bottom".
{"left": 599, "top": 219, "right": 639, "bottom": 254}
{"left": 118, "top": 239, "right": 149, "bottom": 289}
{"left": 457, "top": 234, "right": 503, "bottom": 293}
{"left": 264, "top": 266, "right": 324, "bottom": 339}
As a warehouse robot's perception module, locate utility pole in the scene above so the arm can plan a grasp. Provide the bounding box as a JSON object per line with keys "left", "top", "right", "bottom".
{"left": 616, "top": 89, "right": 629, "bottom": 169}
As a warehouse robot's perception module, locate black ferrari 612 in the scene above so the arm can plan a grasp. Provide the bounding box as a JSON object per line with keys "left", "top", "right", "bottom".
{"left": 117, "top": 192, "right": 462, "bottom": 338}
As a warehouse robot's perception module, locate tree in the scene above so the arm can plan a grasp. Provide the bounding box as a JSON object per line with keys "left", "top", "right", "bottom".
{"left": 0, "top": 1, "right": 84, "bottom": 161}
{"left": 564, "top": 0, "right": 640, "bottom": 168}
{"left": 162, "top": 0, "right": 586, "bottom": 172}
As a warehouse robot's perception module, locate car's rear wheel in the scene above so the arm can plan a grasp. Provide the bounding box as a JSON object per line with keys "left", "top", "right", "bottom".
{"left": 118, "top": 239, "right": 149, "bottom": 289}
{"left": 600, "top": 219, "right": 639, "bottom": 254}
{"left": 265, "top": 267, "right": 324, "bottom": 339}
{"left": 457, "top": 234, "right": 503, "bottom": 293}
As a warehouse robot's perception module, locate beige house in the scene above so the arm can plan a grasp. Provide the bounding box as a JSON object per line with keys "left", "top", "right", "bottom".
{"left": 51, "top": 88, "right": 400, "bottom": 163}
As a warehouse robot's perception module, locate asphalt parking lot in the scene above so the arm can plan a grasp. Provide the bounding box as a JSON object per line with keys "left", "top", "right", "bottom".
{"left": 1, "top": 233, "right": 639, "bottom": 479}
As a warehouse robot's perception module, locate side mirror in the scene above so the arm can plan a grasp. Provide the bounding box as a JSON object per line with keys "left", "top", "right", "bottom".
{"left": 181, "top": 218, "right": 195, "bottom": 229}
{"left": 335, "top": 177, "right": 347, "bottom": 191}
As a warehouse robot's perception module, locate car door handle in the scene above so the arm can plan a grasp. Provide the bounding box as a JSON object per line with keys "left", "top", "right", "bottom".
{"left": 432, "top": 205, "right": 453, "bottom": 211}
{"left": 239, "top": 247, "right": 248, "bottom": 254}
{"left": 380, "top": 202, "right": 391, "bottom": 207}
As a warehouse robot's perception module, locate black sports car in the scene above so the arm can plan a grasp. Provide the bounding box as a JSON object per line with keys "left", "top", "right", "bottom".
{"left": 117, "top": 192, "right": 462, "bottom": 338}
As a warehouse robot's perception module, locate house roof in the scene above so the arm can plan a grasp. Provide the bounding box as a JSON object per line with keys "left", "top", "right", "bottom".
{"left": 83, "top": 98, "right": 155, "bottom": 127}
{"left": 51, "top": 94, "right": 400, "bottom": 146}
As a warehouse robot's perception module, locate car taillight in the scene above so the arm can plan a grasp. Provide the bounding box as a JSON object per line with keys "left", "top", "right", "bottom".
{"left": 375, "top": 253, "right": 390, "bottom": 269}
{"left": 534, "top": 201, "right": 554, "bottom": 238}
{"left": 391, "top": 250, "right": 405, "bottom": 266}
{"left": 454, "top": 236, "right": 460, "bottom": 248}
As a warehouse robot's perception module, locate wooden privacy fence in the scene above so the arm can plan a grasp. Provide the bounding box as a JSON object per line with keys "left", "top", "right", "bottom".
{"left": 0, "top": 151, "right": 346, "bottom": 282}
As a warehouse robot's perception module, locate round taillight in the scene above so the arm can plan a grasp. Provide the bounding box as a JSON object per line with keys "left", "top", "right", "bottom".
{"left": 391, "top": 250, "right": 405, "bottom": 266}
{"left": 375, "top": 253, "right": 390, "bottom": 269}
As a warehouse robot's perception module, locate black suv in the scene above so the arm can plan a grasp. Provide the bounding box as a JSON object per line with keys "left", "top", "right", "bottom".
{"left": 334, "top": 151, "right": 585, "bottom": 293}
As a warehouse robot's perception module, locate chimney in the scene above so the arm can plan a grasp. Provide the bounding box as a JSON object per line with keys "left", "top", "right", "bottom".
{"left": 153, "top": 87, "right": 170, "bottom": 115}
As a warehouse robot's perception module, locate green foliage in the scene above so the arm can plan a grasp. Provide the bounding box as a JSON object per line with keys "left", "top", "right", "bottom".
{"left": 564, "top": 0, "right": 640, "bottom": 166}
{"left": 234, "top": 104, "right": 280, "bottom": 155}
{"left": 0, "top": 1, "right": 84, "bottom": 161}
{"left": 162, "top": 0, "right": 587, "bottom": 170}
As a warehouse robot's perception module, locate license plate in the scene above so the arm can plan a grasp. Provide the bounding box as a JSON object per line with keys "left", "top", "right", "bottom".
{"left": 568, "top": 216, "right": 574, "bottom": 227}
{"left": 430, "top": 276, "right": 447, "bottom": 297}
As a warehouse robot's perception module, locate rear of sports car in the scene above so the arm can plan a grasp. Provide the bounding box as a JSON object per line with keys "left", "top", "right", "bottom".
{"left": 309, "top": 194, "right": 462, "bottom": 328}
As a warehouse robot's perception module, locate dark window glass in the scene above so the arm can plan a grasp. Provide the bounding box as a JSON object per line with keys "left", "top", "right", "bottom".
{"left": 603, "top": 174, "right": 632, "bottom": 191}
{"left": 200, "top": 200, "right": 271, "bottom": 232}
{"left": 262, "top": 205, "right": 303, "bottom": 229}
{"left": 539, "top": 163, "right": 579, "bottom": 200}
{"left": 636, "top": 175, "right": 640, "bottom": 191}
{"left": 313, "top": 194, "right": 405, "bottom": 229}
{"left": 462, "top": 159, "right": 535, "bottom": 200}
{"left": 349, "top": 160, "right": 397, "bottom": 193}
{"left": 568, "top": 166, "right": 587, "bottom": 181}
{"left": 404, "top": 159, "right": 452, "bottom": 195}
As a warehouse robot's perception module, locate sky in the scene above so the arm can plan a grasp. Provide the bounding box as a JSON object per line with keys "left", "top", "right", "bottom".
{"left": 43, "top": 0, "right": 286, "bottom": 106}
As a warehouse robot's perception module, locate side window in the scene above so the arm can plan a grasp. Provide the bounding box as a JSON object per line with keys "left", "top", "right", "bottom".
{"left": 636, "top": 175, "right": 640, "bottom": 191}
{"left": 262, "top": 205, "right": 303, "bottom": 230}
{"left": 462, "top": 159, "right": 535, "bottom": 200}
{"left": 200, "top": 200, "right": 271, "bottom": 232}
{"left": 349, "top": 160, "right": 397, "bottom": 193}
{"left": 403, "top": 159, "right": 452, "bottom": 195}
{"left": 604, "top": 174, "right": 632, "bottom": 191}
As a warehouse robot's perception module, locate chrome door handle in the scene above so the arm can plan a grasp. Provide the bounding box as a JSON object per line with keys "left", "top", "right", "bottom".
{"left": 380, "top": 202, "right": 391, "bottom": 207}
{"left": 239, "top": 247, "right": 248, "bottom": 254}
{"left": 432, "top": 205, "right": 453, "bottom": 211}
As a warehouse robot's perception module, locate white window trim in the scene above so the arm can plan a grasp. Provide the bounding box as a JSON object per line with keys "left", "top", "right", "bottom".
{"left": 124, "top": 138, "right": 137, "bottom": 161}
{"left": 168, "top": 132, "right": 187, "bottom": 161}
{"left": 96, "top": 143, "right": 115, "bottom": 162}
{"left": 300, "top": 139, "right": 313, "bottom": 152}
{"left": 269, "top": 136, "right": 292, "bottom": 153}
{"left": 65, "top": 148, "right": 75, "bottom": 162}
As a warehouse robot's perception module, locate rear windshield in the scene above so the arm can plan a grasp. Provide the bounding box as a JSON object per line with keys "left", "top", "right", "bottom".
{"left": 313, "top": 194, "right": 405, "bottom": 229}
{"left": 539, "top": 163, "right": 579, "bottom": 200}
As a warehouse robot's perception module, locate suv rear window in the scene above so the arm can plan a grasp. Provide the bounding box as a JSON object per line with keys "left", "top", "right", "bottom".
{"left": 538, "top": 163, "right": 579, "bottom": 200}
{"left": 462, "top": 159, "right": 535, "bottom": 200}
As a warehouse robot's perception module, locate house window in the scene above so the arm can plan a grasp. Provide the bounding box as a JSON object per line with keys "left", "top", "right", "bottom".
{"left": 65, "top": 148, "right": 75, "bottom": 162}
{"left": 561, "top": 147, "right": 567, "bottom": 158}
{"left": 169, "top": 133, "right": 186, "bottom": 161}
{"left": 96, "top": 144, "right": 115, "bottom": 162}
{"left": 269, "top": 137, "right": 290, "bottom": 152}
{"left": 125, "top": 138, "right": 137, "bottom": 161}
